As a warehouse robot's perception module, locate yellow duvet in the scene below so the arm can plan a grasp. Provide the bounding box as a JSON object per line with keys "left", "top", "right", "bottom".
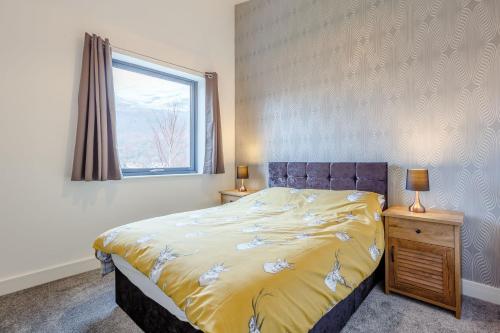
{"left": 93, "top": 187, "right": 384, "bottom": 333}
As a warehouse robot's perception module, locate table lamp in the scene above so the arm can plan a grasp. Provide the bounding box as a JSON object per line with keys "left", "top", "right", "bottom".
{"left": 406, "top": 168, "right": 429, "bottom": 213}
{"left": 237, "top": 165, "right": 249, "bottom": 192}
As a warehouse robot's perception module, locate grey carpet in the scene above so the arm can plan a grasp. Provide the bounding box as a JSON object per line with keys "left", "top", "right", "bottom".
{"left": 0, "top": 270, "right": 499, "bottom": 333}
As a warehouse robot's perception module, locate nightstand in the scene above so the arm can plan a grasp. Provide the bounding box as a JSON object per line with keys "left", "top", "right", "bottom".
{"left": 219, "top": 189, "right": 257, "bottom": 204}
{"left": 382, "top": 206, "right": 464, "bottom": 318}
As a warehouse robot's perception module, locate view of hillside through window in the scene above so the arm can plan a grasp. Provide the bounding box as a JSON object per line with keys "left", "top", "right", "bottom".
{"left": 113, "top": 65, "right": 192, "bottom": 170}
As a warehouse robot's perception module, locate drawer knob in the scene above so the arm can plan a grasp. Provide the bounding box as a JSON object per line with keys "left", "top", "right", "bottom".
{"left": 415, "top": 228, "right": 422, "bottom": 234}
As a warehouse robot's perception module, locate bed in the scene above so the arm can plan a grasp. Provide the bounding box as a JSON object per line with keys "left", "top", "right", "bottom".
{"left": 94, "top": 162, "right": 388, "bottom": 333}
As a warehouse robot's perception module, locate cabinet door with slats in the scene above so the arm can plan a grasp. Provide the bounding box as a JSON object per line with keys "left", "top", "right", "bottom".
{"left": 389, "top": 237, "right": 455, "bottom": 306}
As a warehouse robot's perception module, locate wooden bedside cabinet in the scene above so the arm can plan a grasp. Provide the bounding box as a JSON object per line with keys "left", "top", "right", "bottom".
{"left": 219, "top": 189, "right": 256, "bottom": 204}
{"left": 382, "top": 206, "right": 464, "bottom": 318}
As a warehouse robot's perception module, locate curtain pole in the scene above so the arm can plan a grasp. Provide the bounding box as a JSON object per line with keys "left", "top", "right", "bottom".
{"left": 110, "top": 44, "right": 206, "bottom": 76}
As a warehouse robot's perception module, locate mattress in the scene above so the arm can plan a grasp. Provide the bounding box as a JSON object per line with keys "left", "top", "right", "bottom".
{"left": 95, "top": 187, "right": 384, "bottom": 333}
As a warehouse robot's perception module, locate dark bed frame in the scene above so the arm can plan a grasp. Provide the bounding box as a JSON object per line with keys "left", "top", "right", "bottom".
{"left": 115, "top": 162, "right": 388, "bottom": 333}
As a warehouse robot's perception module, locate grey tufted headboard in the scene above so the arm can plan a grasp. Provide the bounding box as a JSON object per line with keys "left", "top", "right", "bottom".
{"left": 268, "top": 162, "right": 388, "bottom": 209}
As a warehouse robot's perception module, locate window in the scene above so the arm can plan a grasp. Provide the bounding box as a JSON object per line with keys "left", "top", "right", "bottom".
{"left": 112, "top": 58, "right": 198, "bottom": 176}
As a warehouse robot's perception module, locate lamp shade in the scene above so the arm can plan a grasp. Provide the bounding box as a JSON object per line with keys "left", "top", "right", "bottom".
{"left": 406, "top": 169, "right": 429, "bottom": 191}
{"left": 237, "top": 165, "right": 249, "bottom": 179}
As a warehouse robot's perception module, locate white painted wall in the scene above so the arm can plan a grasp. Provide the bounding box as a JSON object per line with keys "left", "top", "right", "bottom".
{"left": 0, "top": 0, "right": 237, "bottom": 293}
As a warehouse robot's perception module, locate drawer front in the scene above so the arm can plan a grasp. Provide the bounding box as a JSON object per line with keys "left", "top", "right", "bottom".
{"left": 388, "top": 217, "right": 454, "bottom": 247}
{"left": 221, "top": 195, "right": 239, "bottom": 204}
{"left": 389, "top": 237, "right": 455, "bottom": 306}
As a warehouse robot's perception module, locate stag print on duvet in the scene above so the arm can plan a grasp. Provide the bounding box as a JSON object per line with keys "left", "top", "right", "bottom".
{"left": 305, "top": 193, "right": 318, "bottom": 203}
{"left": 225, "top": 215, "right": 241, "bottom": 222}
{"left": 199, "top": 263, "right": 229, "bottom": 287}
{"left": 295, "top": 232, "right": 311, "bottom": 240}
{"left": 237, "top": 236, "right": 268, "bottom": 250}
{"left": 377, "top": 194, "right": 386, "bottom": 209}
{"left": 280, "top": 202, "right": 297, "bottom": 212}
{"left": 242, "top": 224, "right": 264, "bottom": 233}
{"left": 149, "top": 246, "right": 178, "bottom": 283}
{"left": 103, "top": 230, "right": 120, "bottom": 247}
{"left": 303, "top": 210, "right": 317, "bottom": 222}
{"left": 136, "top": 234, "right": 154, "bottom": 244}
{"left": 369, "top": 238, "right": 382, "bottom": 261}
{"left": 184, "top": 231, "right": 205, "bottom": 238}
{"left": 335, "top": 231, "right": 351, "bottom": 241}
{"left": 248, "top": 290, "right": 271, "bottom": 333}
{"left": 102, "top": 226, "right": 131, "bottom": 247}
{"left": 303, "top": 210, "right": 328, "bottom": 226}
{"left": 324, "top": 251, "right": 352, "bottom": 292}
{"left": 263, "top": 259, "right": 294, "bottom": 274}
{"left": 347, "top": 191, "right": 366, "bottom": 202}
{"left": 249, "top": 200, "right": 266, "bottom": 212}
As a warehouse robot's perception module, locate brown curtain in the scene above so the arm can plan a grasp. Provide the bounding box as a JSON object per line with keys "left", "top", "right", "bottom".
{"left": 203, "top": 72, "right": 224, "bottom": 174}
{"left": 71, "top": 33, "right": 121, "bottom": 181}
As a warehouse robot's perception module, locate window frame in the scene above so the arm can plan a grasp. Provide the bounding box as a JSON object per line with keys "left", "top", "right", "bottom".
{"left": 112, "top": 59, "right": 198, "bottom": 177}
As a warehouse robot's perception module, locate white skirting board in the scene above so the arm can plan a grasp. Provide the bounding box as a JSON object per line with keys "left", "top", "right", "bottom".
{"left": 0, "top": 257, "right": 99, "bottom": 297}
{"left": 1, "top": 260, "right": 500, "bottom": 306}
{"left": 462, "top": 279, "right": 500, "bottom": 305}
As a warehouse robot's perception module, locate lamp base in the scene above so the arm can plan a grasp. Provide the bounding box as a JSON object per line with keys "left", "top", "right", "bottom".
{"left": 409, "top": 191, "right": 426, "bottom": 213}
{"left": 238, "top": 179, "right": 247, "bottom": 192}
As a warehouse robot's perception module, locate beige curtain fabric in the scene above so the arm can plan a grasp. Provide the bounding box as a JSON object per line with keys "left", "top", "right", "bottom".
{"left": 203, "top": 72, "right": 225, "bottom": 174}
{"left": 71, "top": 33, "right": 121, "bottom": 181}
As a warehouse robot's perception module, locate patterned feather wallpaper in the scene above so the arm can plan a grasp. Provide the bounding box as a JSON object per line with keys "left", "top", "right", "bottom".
{"left": 235, "top": 0, "right": 500, "bottom": 288}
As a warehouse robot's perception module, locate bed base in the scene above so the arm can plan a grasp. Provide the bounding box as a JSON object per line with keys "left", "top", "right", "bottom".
{"left": 115, "top": 264, "right": 383, "bottom": 333}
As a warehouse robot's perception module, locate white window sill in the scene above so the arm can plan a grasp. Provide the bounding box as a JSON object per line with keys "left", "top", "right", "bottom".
{"left": 122, "top": 172, "right": 205, "bottom": 180}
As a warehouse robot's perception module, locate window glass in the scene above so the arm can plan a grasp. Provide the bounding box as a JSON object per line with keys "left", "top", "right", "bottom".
{"left": 112, "top": 60, "right": 197, "bottom": 175}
